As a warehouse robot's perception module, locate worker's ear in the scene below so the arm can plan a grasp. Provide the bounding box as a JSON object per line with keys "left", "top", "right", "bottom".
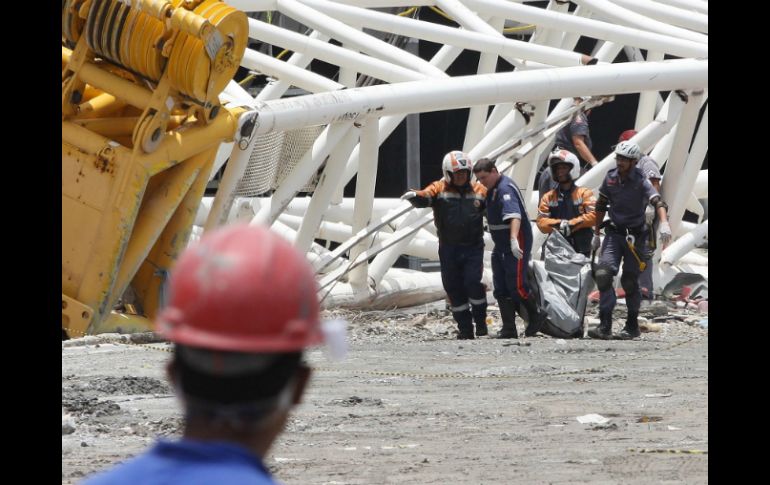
{"left": 290, "top": 364, "right": 311, "bottom": 405}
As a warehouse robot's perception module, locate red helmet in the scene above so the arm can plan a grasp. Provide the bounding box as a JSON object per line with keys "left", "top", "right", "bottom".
{"left": 157, "top": 224, "right": 323, "bottom": 353}
{"left": 618, "top": 129, "right": 637, "bottom": 143}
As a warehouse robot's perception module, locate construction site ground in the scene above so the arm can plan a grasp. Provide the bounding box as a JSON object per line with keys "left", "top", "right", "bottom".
{"left": 62, "top": 302, "right": 708, "bottom": 484}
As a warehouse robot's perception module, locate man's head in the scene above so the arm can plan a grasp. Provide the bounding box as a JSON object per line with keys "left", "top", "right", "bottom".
{"left": 442, "top": 150, "right": 472, "bottom": 187}
{"left": 157, "top": 224, "right": 322, "bottom": 440}
{"left": 472, "top": 158, "right": 500, "bottom": 189}
{"left": 548, "top": 149, "right": 579, "bottom": 185}
{"left": 614, "top": 141, "right": 642, "bottom": 177}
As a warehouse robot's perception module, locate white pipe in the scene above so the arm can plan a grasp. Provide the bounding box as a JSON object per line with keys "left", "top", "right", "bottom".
{"left": 464, "top": 0, "right": 707, "bottom": 58}
{"left": 281, "top": 213, "right": 441, "bottom": 260}
{"left": 260, "top": 122, "right": 355, "bottom": 225}
{"left": 225, "top": 0, "right": 276, "bottom": 10}
{"left": 349, "top": 120, "right": 380, "bottom": 291}
{"left": 321, "top": 268, "right": 447, "bottom": 310}
{"left": 338, "top": 44, "right": 465, "bottom": 190}
{"left": 576, "top": 91, "right": 685, "bottom": 190}
{"left": 649, "top": 122, "right": 677, "bottom": 168}
{"left": 294, "top": 127, "right": 361, "bottom": 252}
{"left": 660, "top": 90, "right": 704, "bottom": 235}
{"left": 276, "top": 0, "right": 448, "bottom": 78}
{"left": 559, "top": 5, "right": 592, "bottom": 51}
{"left": 686, "top": 193, "right": 704, "bottom": 222}
{"left": 531, "top": 0, "right": 573, "bottom": 47}
{"left": 208, "top": 141, "right": 234, "bottom": 182}
{"left": 248, "top": 19, "right": 428, "bottom": 84}
{"left": 665, "top": 98, "right": 707, "bottom": 233}
{"left": 647, "top": 0, "right": 707, "bottom": 15}
{"left": 222, "top": 81, "right": 256, "bottom": 105}
{"left": 660, "top": 220, "right": 708, "bottom": 266}
{"left": 299, "top": 0, "right": 592, "bottom": 67}
{"left": 633, "top": 50, "right": 665, "bottom": 129}
{"left": 203, "top": 132, "right": 259, "bottom": 231}
{"left": 241, "top": 48, "right": 343, "bottom": 93}
{"left": 285, "top": 197, "right": 403, "bottom": 223}
{"left": 253, "top": 59, "right": 708, "bottom": 135}
{"left": 368, "top": 209, "right": 434, "bottom": 284}
{"left": 694, "top": 169, "right": 707, "bottom": 198}
{"left": 464, "top": 17, "right": 504, "bottom": 151}
{"left": 256, "top": 31, "right": 329, "bottom": 102}
{"left": 572, "top": 0, "right": 707, "bottom": 43}
{"left": 610, "top": 0, "right": 708, "bottom": 33}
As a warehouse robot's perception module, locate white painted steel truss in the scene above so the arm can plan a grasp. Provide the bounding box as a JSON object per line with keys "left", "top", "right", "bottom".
{"left": 203, "top": 0, "right": 708, "bottom": 308}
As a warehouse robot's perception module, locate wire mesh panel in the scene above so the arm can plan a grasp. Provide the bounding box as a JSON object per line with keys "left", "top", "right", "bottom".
{"left": 234, "top": 125, "right": 326, "bottom": 196}
{"left": 235, "top": 131, "right": 285, "bottom": 196}
{"left": 274, "top": 125, "right": 326, "bottom": 193}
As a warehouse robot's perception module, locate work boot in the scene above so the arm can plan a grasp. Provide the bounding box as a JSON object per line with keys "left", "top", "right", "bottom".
{"left": 617, "top": 311, "right": 641, "bottom": 339}
{"left": 457, "top": 332, "right": 475, "bottom": 340}
{"left": 496, "top": 298, "right": 518, "bottom": 339}
{"left": 520, "top": 298, "right": 544, "bottom": 337}
{"left": 588, "top": 312, "right": 613, "bottom": 340}
{"left": 475, "top": 320, "right": 488, "bottom": 337}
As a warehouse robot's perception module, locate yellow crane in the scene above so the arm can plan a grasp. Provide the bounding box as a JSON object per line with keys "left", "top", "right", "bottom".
{"left": 62, "top": 0, "right": 253, "bottom": 337}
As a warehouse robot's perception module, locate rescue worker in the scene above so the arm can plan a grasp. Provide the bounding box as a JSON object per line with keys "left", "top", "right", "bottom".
{"left": 401, "top": 150, "right": 488, "bottom": 339}
{"left": 472, "top": 158, "right": 543, "bottom": 338}
{"left": 616, "top": 129, "right": 663, "bottom": 302}
{"left": 538, "top": 97, "right": 600, "bottom": 200}
{"left": 84, "top": 224, "right": 328, "bottom": 484}
{"left": 589, "top": 141, "right": 672, "bottom": 340}
{"left": 536, "top": 149, "right": 597, "bottom": 257}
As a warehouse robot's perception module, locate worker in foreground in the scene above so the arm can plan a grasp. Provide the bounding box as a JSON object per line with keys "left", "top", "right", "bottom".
{"left": 83, "top": 224, "right": 330, "bottom": 484}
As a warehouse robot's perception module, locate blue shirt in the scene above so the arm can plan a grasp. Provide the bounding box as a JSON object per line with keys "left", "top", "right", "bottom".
{"left": 599, "top": 167, "right": 659, "bottom": 229}
{"left": 485, "top": 174, "right": 532, "bottom": 247}
{"left": 554, "top": 113, "right": 592, "bottom": 164}
{"left": 637, "top": 155, "right": 661, "bottom": 181}
{"left": 83, "top": 439, "right": 277, "bottom": 485}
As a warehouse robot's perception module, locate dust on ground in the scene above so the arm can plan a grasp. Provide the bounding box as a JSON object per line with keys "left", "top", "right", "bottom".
{"left": 63, "top": 302, "right": 707, "bottom": 484}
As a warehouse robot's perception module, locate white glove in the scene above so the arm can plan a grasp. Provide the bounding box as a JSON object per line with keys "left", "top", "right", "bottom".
{"left": 510, "top": 237, "right": 523, "bottom": 259}
{"left": 558, "top": 220, "right": 571, "bottom": 237}
{"left": 591, "top": 234, "right": 601, "bottom": 252}
{"left": 658, "top": 221, "right": 672, "bottom": 245}
{"left": 400, "top": 190, "right": 416, "bottom": 201}
{"left": 644, "top": 205, "right": 655, "bottom": 225}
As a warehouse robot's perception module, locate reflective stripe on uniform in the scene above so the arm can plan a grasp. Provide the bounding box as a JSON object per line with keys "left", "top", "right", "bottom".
{"left": 437, "top": 192, "right": 461, "bottom": 200}
{"left": 489, "top": 223, "right": 510, "bottom": 231}
{"left": 469, "top": 297, "right": 487, "bottom": 305}
{"left": 450, "top": 303, "right": 470, "bottom": 312}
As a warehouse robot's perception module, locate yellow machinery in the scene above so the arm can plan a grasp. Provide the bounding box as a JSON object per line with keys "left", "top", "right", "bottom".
{"left": 62, "top": 0, "right": 253, "bottom": 337}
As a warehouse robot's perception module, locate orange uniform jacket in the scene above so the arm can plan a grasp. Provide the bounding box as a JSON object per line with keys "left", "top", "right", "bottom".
{"left": 536, "top": 185, "right": 597, "bottom": 234}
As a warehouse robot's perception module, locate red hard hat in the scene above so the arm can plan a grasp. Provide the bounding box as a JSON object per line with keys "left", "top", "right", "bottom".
{"left": 618, "top": 129, "right": 637, "bottom": 143}
{"left": 157, "top": 224, "right": 323, "bottom": 353}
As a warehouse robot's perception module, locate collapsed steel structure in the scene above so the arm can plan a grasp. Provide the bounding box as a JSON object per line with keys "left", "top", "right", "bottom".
{"left": 200, "top": 0, "right": 708, "bottom": 308}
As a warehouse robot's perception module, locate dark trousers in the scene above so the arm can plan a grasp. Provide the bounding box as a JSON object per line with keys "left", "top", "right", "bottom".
{"left": 439, "top": 242, "right": 487, "bottom": 332}
{"left": 598, "top": 230, "right": 649, "bottom": 315}
{"left": 490, "top": 235, "right": 532, "bottom": 304}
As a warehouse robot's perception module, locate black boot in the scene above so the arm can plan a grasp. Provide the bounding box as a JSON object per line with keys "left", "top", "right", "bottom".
{"left": 588, "top": 311, "right": 613, "bottom": 340}
{"left": 521, "top": 298, "right": 544, "bottom": 337}
{"left": 496, "top": 298, "right": 518, "bottom": 339}
{"left": 453, "top": 310, "right": 475, "bottom": 340}
{"left": 475, "top": 319, "right": 488, "bottom": 337}
{"left": 617, "top": 311, "right": 641, "bottom": 339}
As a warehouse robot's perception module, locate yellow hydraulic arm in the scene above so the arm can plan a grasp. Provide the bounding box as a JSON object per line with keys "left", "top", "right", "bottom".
{"left": 61, "top": 0, "right": 255, "bottom": 337}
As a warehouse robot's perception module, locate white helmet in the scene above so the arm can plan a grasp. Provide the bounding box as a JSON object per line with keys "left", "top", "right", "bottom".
{"left": 442, "top": 150, "right": 472, "bottom": 183}
{"left": 548, "top": 149, "right": 580, "bottom": 181}
{"left": 614, "top": 141, "right": 641, "bottom": 160}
